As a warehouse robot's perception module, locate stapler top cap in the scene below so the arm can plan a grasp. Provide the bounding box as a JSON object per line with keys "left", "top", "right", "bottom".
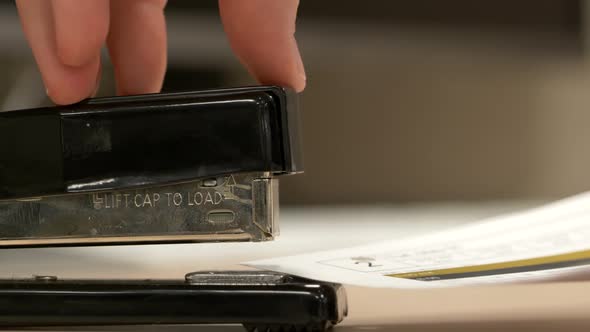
{"left": 0, "top": 86, "right": 302, "bottom": 200}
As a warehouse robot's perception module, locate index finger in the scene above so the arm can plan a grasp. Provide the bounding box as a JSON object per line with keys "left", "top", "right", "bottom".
{"left": 15, "top": 0, "right": 108, "bottom": 104}
{"left": 219, "top": 0, "right": 305, "bottom": 92}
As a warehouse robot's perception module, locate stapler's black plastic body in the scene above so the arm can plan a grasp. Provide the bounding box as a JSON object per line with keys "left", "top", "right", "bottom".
{"left": 0, "top": 271, "right": 348, "bottom": 332}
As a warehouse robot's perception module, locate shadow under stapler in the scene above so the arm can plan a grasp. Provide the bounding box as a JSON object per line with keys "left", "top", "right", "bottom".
{"left": 0, "top": 247, "right": 147, "bottom": 278}
{"left": 337, "top": 319, "right": 590, "bottom": 332}
{"left": 12, "top": 319, "right": 590, "bottom": 332}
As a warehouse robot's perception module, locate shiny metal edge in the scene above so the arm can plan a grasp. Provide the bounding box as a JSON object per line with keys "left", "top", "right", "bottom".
{"left": 0, "top": 172, "right": 279, "bottom": 247}
{"left": 185, "top": 270, "right": 288, "bottom": 286}
{"left": 0, "top": 233, "right": 252, "bottom": 247}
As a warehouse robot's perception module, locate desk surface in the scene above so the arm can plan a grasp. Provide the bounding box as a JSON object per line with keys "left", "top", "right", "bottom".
{"left": 2, "top": 201, "right": 590, "bottom": 331}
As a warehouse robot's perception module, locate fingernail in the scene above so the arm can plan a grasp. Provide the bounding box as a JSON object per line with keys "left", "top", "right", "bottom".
{"left": 293, "top": 41, "right": 306, "bottom": 91}
{"left": 297, "top": 59, "right": 306, "bottom": 82}
{"left": 295, "top": 58, "right": 306, "bottom": 92}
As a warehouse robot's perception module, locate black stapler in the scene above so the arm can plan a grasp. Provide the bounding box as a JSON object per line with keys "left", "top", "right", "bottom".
{"left": 0, "top": 86, "right": 347, "bottom": 331}
{"left": 0, "top": 86, "right": 300, "bottom": 246}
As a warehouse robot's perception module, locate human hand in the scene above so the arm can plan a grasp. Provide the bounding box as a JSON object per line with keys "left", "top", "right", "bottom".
{"left": 15, "top": 0, "right": 305, "bottom": 105}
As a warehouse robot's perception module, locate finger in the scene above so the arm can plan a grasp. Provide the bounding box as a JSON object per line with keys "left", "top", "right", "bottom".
{"left": 16, "top": 0, "right": 103, "bottom": 105}
{"left": 51, "top": 0, "right": 110, "bottom": 67}
{"left": 219, "top": 0, "right": 305, "bottom": 92}
{"left": 107, "top": 0, "right": 167, "bottom": 96}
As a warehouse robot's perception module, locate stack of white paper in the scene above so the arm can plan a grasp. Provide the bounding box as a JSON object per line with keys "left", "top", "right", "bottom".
{"left": 245, "top": 192, "right": 590, "bottom": 288}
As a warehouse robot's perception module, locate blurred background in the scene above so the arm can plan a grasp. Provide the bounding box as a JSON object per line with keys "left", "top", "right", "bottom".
{"left": 1, "top": 1, "right": 590, "bottom": 205}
